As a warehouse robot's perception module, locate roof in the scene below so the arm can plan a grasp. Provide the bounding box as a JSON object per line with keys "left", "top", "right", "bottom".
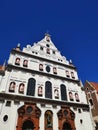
{"left": 0, "top": 65, "right": 5, "bottom": 71}
{"left": 0, "top": 66, "right": 3, "bottom": 70}
{"left": 90, "top": 82, "right": 98, "bottom": 92}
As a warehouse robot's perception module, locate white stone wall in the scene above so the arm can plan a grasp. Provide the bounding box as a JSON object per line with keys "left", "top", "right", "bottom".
{"left": 0, "top": 35, "right": 94, "bottom": 130}
{"left": 0, "top": 71, "right": 11, "bottom": 92}
{"left": 73, "top": 107, "right": 94, "bottom": 130}
{"left": 0, "top": 100, "right": 24, "bottom": 130}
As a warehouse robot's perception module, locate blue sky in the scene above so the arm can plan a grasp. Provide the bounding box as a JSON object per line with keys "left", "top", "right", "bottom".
{"left": 0, "top": 0, "right": 98, "bottom": 84}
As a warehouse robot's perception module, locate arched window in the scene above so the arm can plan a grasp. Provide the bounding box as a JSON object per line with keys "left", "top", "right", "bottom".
{"left": 45, "top": 110, "right": 53, "bottom": 129}
{"left": 60, "top": 84, "right": 67, "bottom": 101}
{"left": 27, "top": 78, "right": 36, "bottom": 96}
{"left": 89, "top": 99, "right": 93, "bottom": 106}
{"left": 45, "top": 81, "right": 52, "bottom": 99}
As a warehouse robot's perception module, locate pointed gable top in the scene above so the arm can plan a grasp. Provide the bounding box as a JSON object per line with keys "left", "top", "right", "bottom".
{"left": 22, "top": 34, "right": 70, "bottom": 65}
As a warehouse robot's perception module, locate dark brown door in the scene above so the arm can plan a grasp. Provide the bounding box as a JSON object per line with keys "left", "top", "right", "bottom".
{"left": 63, "top": 122, "right": 72, "bottom": 130}
{"left": 22, "top": 120, "right": 35, "bottom": 130}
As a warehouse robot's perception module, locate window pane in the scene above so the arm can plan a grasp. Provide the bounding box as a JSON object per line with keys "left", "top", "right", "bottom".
{"left": 27, "top": 78, "right": 36, "bottom": 96}
{"left": 60, "top": 84, "right": 67, "bottom": 101}
{"left": 6, "top": 101, "right": 11, "bottom": 107}
{"left": 45, "top": 81, "right": 52, "bottom": 99}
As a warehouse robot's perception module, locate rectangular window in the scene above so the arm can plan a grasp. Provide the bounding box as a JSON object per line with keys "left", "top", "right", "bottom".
{"left": 53, "top": 50, "right": 55, "bottom": 54}
{"left": 40, "top": 46, "right": 43, "bottom": 50}
{"left": 78, "top": 108, "right": 81, "bottom": 113}
{"left": 71, "top": 72, "right": 75, "bottom": 79}
{"left": 6, "top": 101, "right": 11, "bottom": 107}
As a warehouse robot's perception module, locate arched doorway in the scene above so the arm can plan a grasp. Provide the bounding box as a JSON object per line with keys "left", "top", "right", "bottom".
{"left": 22, "top": 120, "right": 34, "bottom": 130}
{"left": 57, "top": 106, "right": 75, "bottom": 130}
{"left": 16, "top": 103, "right": 41, "bottom": 130}
{"left": 63, "top": 122, "right": 72, "bottom": 130}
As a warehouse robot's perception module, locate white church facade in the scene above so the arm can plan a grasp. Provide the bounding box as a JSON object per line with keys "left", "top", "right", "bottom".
{"left": 0, "top": 34, "right": 94, "bottom": 130}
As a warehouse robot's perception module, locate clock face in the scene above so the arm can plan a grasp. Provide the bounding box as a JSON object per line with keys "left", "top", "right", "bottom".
{"left": 26, "top": 106, "right": 33, "bottom": 113}
{"left": 46, "top": 65, "right": 50, "bottom": 72}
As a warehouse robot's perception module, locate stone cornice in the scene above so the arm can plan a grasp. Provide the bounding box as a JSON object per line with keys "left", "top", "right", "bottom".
{"left": 7, "top": 64, "right": 80, "bottom": 85}
{"left": 0, "top": 92, "right": 89, "bottom": 108}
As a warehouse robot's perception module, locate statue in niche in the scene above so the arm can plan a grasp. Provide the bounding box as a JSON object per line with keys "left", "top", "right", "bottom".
{"left": 23, "top": 59, "right": 28, "bottom": 67}
{"left": 46, "top": 112, "right": 52, "bottom": 128}
{"left": 15, "top": 57, "right": 20, "bottom": 65}
{"left": 9, "top": 81, "right": 16, "bottom": 92}
{"left": 75, "top": 93, "right": 80, "bottom": 102}
{"left": 69, "top": 91, "right": 74, "bottom": 101}
{"left": 38, "top": 86, "right": 43, "bottom": 96}
{"left": 54, "top": 89, "right": 59, "bottom": 99}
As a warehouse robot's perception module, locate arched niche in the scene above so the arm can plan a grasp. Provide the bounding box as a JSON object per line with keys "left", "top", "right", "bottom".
{"left": 44, "top": 110, "right": 53, "bottom": 130}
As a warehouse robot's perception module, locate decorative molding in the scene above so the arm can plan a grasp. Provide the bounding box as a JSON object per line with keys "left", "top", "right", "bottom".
{"left": 0, "top": 93, "right": 89, "bottom": 109}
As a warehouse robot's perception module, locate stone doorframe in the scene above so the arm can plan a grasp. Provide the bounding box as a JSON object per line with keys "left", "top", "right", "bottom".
{"left": 57, "top": 106, "right": 76, "bottom": 130}
{"left": 16, "top": 103, "right": 41, "bottom": 130}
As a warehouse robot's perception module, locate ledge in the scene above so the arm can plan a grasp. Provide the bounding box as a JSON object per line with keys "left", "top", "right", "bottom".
{"left": 7, "top": 64, "right": 80, "bottom": 85}
{"left": 0, "top": 92, "right": 89, "bottom": 108}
